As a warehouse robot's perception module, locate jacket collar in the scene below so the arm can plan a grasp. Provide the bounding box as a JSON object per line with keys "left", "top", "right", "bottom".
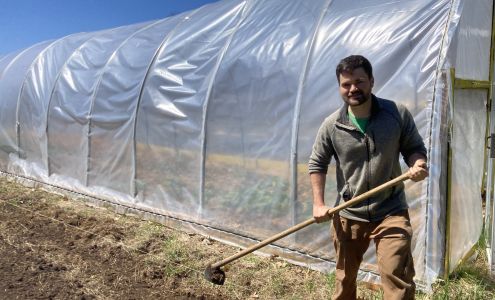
{"left": 337, "top": 94, "right": 381, "bottom": 125}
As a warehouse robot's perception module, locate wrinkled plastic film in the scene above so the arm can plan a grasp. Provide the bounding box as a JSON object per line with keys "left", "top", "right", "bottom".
{"left": 203, "top": 0, "right": 329, "bottom": 241}
{"left": 289, "top": 0, "right": 333, "bottom": 238}
{"left": 0, "top": 49, "right": 24, "bottom": 78}
{"left": 16, "top": 38, "right": 63, "bottom": 164}
{"left": 0, "top": 41, "right": 52, "bottom": 169}
{"left": 0, "top": 0, "right": 489, "bottom": 290}
{"left": 85, "top": 19, "right": 166, "bottom": 192}
{"left": 455, "top": 0, "right": 492, "bottom": 81}
{"left": 447, "top": 0, "right": 491, "bottom": 275}
{"left": 423, "top": 69, "right": 451, "bottom": 287}
{"left": 199, "top": 0, "right": 250, "bottom": 216}
{"left": 449, "top": 89, "right": 486, "bottom": 272}
{"left": 130, "top": 14, "right": 191, "bottom": 198}
{"left": 17, "top": 33, "right": 96, "bottom": 176}
{"left": 136, "top": 0, "right": 247, "bottom": 218}
{"left": 47, "top": 23, "right": 153, "bottom": 184}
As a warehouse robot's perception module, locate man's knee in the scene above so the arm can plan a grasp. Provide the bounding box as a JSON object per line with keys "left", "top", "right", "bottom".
{"left": 376, "top": 238, "right": 413, "bottom": 274}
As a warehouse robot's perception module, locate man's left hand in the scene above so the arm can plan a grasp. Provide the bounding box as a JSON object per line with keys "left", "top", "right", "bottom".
{"left": 409, "top": 159, "right": 428, "bottom": 182}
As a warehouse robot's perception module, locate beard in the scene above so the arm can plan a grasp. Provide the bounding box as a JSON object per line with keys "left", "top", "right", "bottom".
{"left": 343, "top": 91, "right": 371, "bottom": 106}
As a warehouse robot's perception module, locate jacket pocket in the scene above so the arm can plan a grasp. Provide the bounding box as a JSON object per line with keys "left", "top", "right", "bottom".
{"left": 339, "top": 183, "right": 353, "bottom": 202}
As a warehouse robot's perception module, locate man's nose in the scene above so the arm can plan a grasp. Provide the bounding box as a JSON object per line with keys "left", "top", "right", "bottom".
{"left": 350, "top": 84, "right": 359, "bottom": 92}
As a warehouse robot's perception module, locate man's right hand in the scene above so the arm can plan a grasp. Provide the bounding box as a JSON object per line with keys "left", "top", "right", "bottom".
{"left": 313, "top": 205, "right": 331, "bottom": 223}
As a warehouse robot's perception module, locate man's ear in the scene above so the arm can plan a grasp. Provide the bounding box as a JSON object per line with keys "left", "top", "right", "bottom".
{"left": 370, "top": 76, "right": 374, "bottom": 88}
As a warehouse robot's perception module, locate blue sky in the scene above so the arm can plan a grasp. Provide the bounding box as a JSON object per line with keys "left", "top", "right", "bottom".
{"left": 0, "top": 0, "right": 219, "bottom": 56}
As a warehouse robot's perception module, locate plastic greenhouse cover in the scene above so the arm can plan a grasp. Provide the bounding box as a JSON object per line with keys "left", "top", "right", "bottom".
{"left": 455, "top": 0, "right": 492, "bottom": 81}
{"left": 0, "top": 41, "right": 53, "bottom": 169}
{"left": 0, "top": 0, "right": 488, "bottom": 291}
{"left": 449, "top": 89, "right": 486, "bottom": 273}
{"left": 19, "top": 32, "right": 100, "bottom": 170}
{"left": 447, "top": 0, "right": 491, "bottom": 274}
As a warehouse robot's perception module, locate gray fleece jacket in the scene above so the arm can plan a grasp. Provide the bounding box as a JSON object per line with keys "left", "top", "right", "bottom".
{"left": 308, "top": 95, "right": 427, "bottom": 222}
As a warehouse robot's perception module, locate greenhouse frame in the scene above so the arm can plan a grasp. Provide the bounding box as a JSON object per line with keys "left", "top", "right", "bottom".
{"left": 0, "top": 0, "right": 494, "bottom": 291}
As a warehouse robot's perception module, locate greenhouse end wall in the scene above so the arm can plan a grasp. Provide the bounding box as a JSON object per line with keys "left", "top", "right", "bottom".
{"left": 0, "top": 0, "right": 485, "bottom": 291}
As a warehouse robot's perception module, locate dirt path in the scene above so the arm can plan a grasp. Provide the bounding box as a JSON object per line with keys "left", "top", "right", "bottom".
{"left": 0, "top": 180, "right": 213, "bottom": 299}
{"left": 0, "top": 177, "right": 332, "bottom": 299}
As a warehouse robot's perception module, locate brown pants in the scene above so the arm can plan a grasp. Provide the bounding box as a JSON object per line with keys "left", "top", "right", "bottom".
{"left": 331, "top": 210, "right": 415, "bottom": 300}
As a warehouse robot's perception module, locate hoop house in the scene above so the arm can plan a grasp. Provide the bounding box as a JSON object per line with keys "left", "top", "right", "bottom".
{"left": 0, "top": 0, "right": 493, "bottom": 291}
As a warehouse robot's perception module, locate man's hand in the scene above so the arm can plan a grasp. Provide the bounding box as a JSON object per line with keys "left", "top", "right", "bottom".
{"left": 409, "top": 159, "right": 428, "bottom": 182}
{"left": 313, "top": 204, "right": 331, "bottom": 223}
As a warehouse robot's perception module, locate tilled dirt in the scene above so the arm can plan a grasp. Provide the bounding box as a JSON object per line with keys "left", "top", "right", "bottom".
{"left": 0, "top": 179, "right": 229, "bottom": 299}
{"left": 6, "top": 176, "right": 492, "bottom": 299}
{"left": 0, "top": 177, "right": 334, "bottom": 300}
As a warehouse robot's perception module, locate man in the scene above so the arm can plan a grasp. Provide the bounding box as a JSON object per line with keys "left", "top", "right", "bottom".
{"left": 308, "top": 55, "right": 428, "bottom": 300}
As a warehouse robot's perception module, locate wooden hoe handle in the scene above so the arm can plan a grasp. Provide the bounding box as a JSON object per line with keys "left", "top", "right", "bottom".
{"left": 210, "top": 172, "right": 411, "bottom": 269}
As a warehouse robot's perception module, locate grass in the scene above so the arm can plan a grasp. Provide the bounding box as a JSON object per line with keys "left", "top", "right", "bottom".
{"left": 0, "top": 176, "right": 494, "bottom": 299}
{"left": 418, "top": 234, "right": 495, "bottom": 300}
{"left": 353, "top": 236, "right": 495, "bottom": 300}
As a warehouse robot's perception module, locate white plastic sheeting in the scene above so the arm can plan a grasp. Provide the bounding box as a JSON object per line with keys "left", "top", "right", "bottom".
{"left": 448, "top": 0, "right": 491, "bottom": 275}
{"left": 0, "top": 41, "right": 53, "bottom": 168}
{"left": 455, "top": 0, "right": 492, "bottom": 81}
{"left": 0, "top": 0, "right": 489, "bottom": 291}
{"left": 449, "top": 90, "right": 486, "bottom": 273}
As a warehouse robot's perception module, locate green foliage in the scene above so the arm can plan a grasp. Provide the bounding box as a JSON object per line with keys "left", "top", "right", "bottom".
{"left": 161, "top": 234, "right": 189, "bottom": 276}
{"left": 227, "top": 175, "right": 289, "bottom": 213}
{"left": 326, "top": 272, "right": 336, "bottom": 291}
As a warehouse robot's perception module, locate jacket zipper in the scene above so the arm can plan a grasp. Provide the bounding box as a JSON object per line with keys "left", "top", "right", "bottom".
{"left": 364, "top": 134, "right": 371, "bottom": 220}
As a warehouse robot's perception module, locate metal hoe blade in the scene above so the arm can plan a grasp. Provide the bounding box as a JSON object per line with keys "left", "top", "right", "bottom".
{"left": 204, "top": 264, "right": 226, "bottom": 285}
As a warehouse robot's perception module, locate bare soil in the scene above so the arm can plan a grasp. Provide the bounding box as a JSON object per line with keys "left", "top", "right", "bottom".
{"left": 2, "top": 176, "right": 494, "bottom": 299}
{"left": 0, "top": 177, "right": 333, "bottom": 300}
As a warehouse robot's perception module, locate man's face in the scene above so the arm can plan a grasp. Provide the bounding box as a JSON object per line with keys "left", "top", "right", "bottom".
{"left": 338, "top": 67, "right": 374, "bottom": 106}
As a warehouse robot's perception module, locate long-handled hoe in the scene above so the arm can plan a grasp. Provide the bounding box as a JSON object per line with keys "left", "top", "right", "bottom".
{"left": 204, "top": 172, "right": 411, "bottom": 285}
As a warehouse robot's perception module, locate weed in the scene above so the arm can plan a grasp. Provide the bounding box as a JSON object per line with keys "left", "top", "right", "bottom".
{"left": 1, "top": 176, "right": 495, "bottom": 300}
{"left": 158, "top": 233, "right": 193, "bottom": 277}
{"left": 304, "top": 277, "right": 316, "bottom": 293}
{"left": 326, "top": 272, "right": 336, "bottom": 291}
{"left": 423, "top": 233, "right": 495, "bottom": 300}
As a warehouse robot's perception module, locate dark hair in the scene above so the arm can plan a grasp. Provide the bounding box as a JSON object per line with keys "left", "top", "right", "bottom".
{"left": 335, "top": 55, "right": 373, "bottom": 81}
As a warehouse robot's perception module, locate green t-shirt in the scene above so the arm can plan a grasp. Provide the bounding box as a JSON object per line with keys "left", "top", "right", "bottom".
{"left": 348, "top": 110, "right": 369, "bottom": 133}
